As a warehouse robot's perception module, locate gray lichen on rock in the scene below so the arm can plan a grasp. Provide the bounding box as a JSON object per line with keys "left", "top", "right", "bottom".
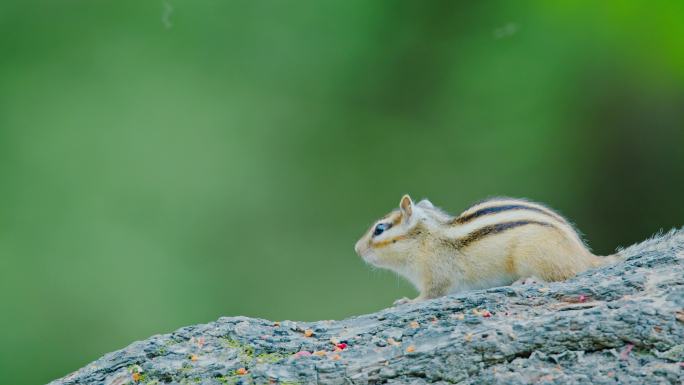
{"left": 49, "top": 229, "right": 684, "bottom": 384}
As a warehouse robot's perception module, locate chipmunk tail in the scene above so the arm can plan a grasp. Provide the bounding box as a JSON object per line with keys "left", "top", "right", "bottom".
{"left": 615, "top": 227, "right": 684, "bottom": 260}
{"left": 599, "top": 254, "right": 623, "bottom": 265}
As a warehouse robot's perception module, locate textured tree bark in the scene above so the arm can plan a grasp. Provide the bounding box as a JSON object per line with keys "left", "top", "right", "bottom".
{"left": 50, "top": 229, "right": 684, "bottom": 385}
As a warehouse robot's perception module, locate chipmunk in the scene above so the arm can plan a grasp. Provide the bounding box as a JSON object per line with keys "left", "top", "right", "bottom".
{"left": 354, "top": 195, "right": 620, "bottom": 304}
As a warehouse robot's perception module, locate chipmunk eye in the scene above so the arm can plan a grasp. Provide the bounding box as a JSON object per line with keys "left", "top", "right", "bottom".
{"left": 373, "top": 223, "right": 391, "bottom": 237}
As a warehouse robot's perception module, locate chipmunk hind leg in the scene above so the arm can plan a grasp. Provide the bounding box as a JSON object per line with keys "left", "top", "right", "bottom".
{"left": 511, "top": 230, "right": 595, "bottom": 282}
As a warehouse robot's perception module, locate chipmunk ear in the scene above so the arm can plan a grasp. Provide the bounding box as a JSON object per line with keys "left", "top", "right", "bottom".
{"left": 399, "top": 194, "right": 413, "bottom": 217}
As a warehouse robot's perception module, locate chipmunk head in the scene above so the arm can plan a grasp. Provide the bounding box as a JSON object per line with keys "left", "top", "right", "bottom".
{"left": 354, "top": 194, "right": 432, "bottom": 270}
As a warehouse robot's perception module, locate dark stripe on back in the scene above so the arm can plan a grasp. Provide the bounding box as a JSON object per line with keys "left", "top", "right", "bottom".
{"left": 443, "top": 220, "right": 553, "bottom": 249}
{"left": 452, "top": 204, "right": 565, "bottom": 225}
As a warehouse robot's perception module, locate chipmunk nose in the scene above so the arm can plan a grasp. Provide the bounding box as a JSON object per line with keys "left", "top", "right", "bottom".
{"left": 354, "top": 240, "right": 364, "bottom": 255}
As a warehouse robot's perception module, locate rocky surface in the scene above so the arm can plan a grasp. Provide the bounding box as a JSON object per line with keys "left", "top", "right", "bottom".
{"left": 50, "top": 229, "right": 684, "bottom": 385}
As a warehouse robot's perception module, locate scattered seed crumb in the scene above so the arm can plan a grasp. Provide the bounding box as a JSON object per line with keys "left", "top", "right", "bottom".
{"left": 236, "top": 367, "right": 248, "bottom": 375}
{"left": 452, "top": 313, "right": 465, "bottom": 320}
{"left": 189, "top": 354, "right": 198, "bottom": 361}
{"left": 330, "top": 337, "right": 340, "bottom": 345}
{"left": 406, "top": 345, "right": 415, "bottom": 353}
{"left": 313, "top": 350, "right": 327, "bottom": 356}
{"left": 273, "top": 321, "right": 281, "bottom": 327}
{"left": 387, "top": 338, "right": 400, "bottom": 346}
{"left": 331, "top": 354, "right": 341, "bottom": 361}
{"left": 132, "top": 373, "right": 141, "bottom": 382}
{"left": 538, "top": 287, "right": 549, "bottom": 292}
{"left": 464, "top": 333, "right": 473, "bottom": 342}
{"left": 409, "top": 321, "right": 420, "bottom": 329}
{"left": 508, "top": 332, "right": 517, "bottom": 340}
{"left": 384, "top": 361, "right": 389, "bottom": 366}
{"left": 304, "top": 329, "right": 314, "bottom": 337}
{"left": 676, "top": 310, "right": 684, "bottom": 323}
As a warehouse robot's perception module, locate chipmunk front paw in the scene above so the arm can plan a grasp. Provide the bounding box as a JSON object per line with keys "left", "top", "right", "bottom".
{"left": 512, "top": 276, "right": 544, "bottom": 286}
{"left": 392, "top": 297, "right": 413, "bottom": 306}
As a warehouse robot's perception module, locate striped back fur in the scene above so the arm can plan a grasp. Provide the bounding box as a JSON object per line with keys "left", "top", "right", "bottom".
{"left": 442, "top": 197, "right": 587, "bottom": 251}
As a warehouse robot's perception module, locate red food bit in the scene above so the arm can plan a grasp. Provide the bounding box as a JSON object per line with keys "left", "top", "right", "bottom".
{"left": 482, "top": 310, "right": 492, "bottom": 318}
{"left": 336, "top": 343, "right": 347, "bottom": 350}
{"left": 236, "top": 368, "right": 248, "bottom": 375}
{"left": 620, "top": 343, "right": 634, "bottom": 360}
{"left": 579, "top": 295, "right": 587, "bottom": 303}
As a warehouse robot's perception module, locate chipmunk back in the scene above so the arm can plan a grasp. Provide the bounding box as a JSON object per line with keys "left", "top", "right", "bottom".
{"left": 354, "top": 195, "right": 618, "bottom": 304}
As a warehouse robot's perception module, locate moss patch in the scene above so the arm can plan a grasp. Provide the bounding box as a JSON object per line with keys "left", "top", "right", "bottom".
{"left": 256, "top": 352, "right": 287, "bottom": 364}
{"left": 222, "top": 338, "right": 260, "bottom": 365}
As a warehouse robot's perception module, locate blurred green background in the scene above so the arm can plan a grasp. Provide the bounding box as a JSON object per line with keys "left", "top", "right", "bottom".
{"left": 1, "top": 1, "right": 683, "bottom": 384}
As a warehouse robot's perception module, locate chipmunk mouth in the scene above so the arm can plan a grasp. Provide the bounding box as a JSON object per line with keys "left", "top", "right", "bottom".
{"left": 361, "top": 253, "right": 380, "bottom": 266}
